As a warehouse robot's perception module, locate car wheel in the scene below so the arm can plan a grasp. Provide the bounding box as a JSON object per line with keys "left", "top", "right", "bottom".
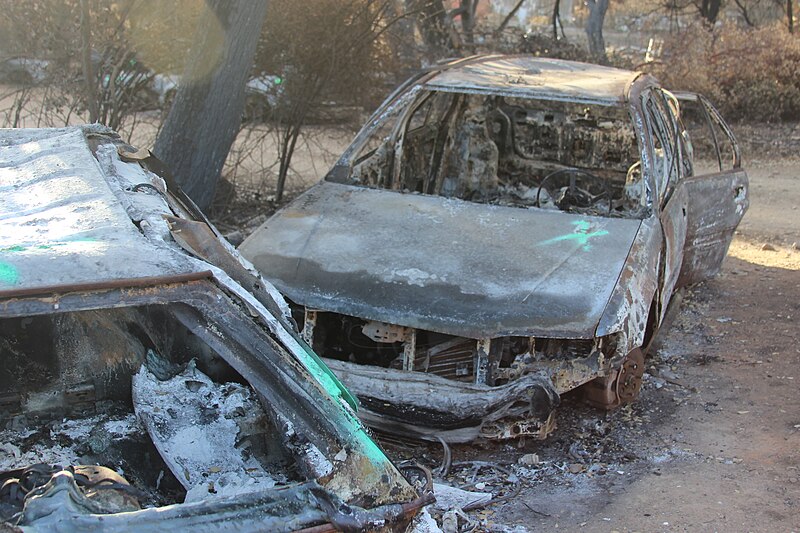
{"left": 580, "top": 347, "right": 645, "bottom": 410}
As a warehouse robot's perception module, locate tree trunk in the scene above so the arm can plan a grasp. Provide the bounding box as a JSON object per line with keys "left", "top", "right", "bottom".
{"left": 585, "top": 0, "right": 608, "bottom": 63}
{"left": 153, "top": 0, "right": 268, "bottom": 211}
{"left": 552, "top": 0, "right": 561, "bottom": 40}
{"left": 458, "top": 0, "right": 479, "bottom": 49}
{"left": 698, "top": 0, "right": 722, "bottom": 24}
{"left": 79, "top": 0, "right": 98, "bottom": 123}
{"left": 789, "top": 0, "right": 794, "bottom": 33}
{"left": 495, "top": 0, "right": 526, "bottom": 36}
{"left": 406, "top": 0, "right": 455, "bottom": 63}
{"left": 733, "top": 0, "right": 754, "bottom": 27}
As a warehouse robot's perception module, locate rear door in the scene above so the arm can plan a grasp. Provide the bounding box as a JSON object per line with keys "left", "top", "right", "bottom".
{"left": 673, "top": 93, "right": 749, "bottom": 286}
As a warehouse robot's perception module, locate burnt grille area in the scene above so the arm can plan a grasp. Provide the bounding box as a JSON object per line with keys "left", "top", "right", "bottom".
{"left": 391, "top": 337, "right": 476, "bottom": 382}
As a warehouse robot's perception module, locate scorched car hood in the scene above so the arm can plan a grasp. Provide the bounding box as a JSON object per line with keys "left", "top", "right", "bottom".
{"left": 241, "top": 181, "right": 643, "bottom": 339}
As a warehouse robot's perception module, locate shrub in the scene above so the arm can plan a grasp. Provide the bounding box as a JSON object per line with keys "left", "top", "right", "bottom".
{"left": 645, "top": 23, "right": 800, "bottom": 122}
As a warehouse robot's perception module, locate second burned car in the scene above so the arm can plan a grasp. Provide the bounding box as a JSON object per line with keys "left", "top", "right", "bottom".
{"left": 241, "top": 55, "right": 749, "bottom": 443}
{"left": 0, "top": 126, "right": 429, "bottom": 531}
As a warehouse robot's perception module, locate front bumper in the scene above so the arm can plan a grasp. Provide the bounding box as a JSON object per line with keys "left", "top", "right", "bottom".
{"left": 324, "top": 359, "right": 560, "bottom": 443}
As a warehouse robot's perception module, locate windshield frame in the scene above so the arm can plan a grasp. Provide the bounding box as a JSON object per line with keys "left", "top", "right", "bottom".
{"left": 329, "top": 83, "right": 656, "bottom": 219}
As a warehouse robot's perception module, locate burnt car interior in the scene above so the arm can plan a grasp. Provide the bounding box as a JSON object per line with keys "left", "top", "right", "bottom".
{"left": 0, "top": 304, "right": 310, "bottom": 520}
{"left": 347, "top": 91, "right": 646, "bottom": 218}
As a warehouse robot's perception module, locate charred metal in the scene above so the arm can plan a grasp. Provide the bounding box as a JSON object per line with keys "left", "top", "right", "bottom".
{"left": 241, "top": 56, "right": 749, "bottom": 443}
{"left": 0, "top": 126, "right": 425, "bottom": 531}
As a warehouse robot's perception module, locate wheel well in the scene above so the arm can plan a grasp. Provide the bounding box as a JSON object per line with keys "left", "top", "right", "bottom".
{"left": 641, "top": 297, "right": 659, "bottom": 355}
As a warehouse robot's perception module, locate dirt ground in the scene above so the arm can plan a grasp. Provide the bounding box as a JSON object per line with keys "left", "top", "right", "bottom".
{"left": 382, "top": 145, "right": 800, "bottom": 532}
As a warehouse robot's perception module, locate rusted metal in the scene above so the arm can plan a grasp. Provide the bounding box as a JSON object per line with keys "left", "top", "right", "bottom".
{"left": 481, "top": 410, "right": 556, "bottom": 441}
{"left": 302, "top": 309, "right": 318, "bottom": 345}
{"left": 323, "top": 358, "right": 559, "bottom": 443}
{"left": 582, "top": 348, "right": 644, "bottom": 409}
{"left": 411, "top": 336, "right": 475, "bottom": 381}
{"left": 474, "top": 338, "right": 491, "bottom": 385}
{"left": 673, "top": 91, "right": 742, "bottom": 170}
{"left": 362, "top": 320, "right": 410, "bottom": 344}
{"left": 0, "top": 280, "right": 211, "bottom": 319}
{"left": 0, "top": 271, "right": 212, "bottom": 300}
{"left": 402, "top": 328, "right": 417, "bottom": 372}
{"left": 616, "top": 348, "right": 645, "bottom": 403}
{"left": 596, "top": 217, "right": 661, "bottom": 356}
{"left": 513, "top": 350, "right": 607, "bottom": 394}
{"left": 294, "top": 491, "right": 436, "bottom": 533}
{"left": 678, "top": 170, "right": 749, "bottom": 286}
{"left": 163, "top": 215, "right": 293, "bottom": 327}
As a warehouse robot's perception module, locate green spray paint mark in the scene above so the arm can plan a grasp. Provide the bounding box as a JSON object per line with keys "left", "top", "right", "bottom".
{"left": 289, "top": 337, "right": 395, "bottom": 466}
{"left": 539, "top": 220, "right": 609, "bottom": 252}
{"left": 0, "top": 262, "right": 19, "bottom": 285}
{"left": 295, "top": 338, "right": 359, "bottom": 411}
{"left": 1, "top": 245, "right": 27, "bottom": 253}
{"left": 0, "top": 244, "right": 61, "bottom": 253}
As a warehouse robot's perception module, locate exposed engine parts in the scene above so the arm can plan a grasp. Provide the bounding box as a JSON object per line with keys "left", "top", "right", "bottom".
{"left": 296, "top": 309, "right": 643, "bottom": 441}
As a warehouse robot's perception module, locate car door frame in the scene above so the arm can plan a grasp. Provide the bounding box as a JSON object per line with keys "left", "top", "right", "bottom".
{"left": 672, "top": 92, "right": 749, "bottom": 287}
{"left": 640, "top": 87, "right": 690, "bottom": 324}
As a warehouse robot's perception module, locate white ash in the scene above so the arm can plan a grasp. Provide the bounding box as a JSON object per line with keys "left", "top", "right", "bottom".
{"left": 0, "top": 411, "right": 142, "bottom": 472}
{"left": 132, "top": 361, "right": 278, "bottom": 503}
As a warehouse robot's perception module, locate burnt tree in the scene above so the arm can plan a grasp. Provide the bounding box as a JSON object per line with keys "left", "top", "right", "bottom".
{"left": 406, "top": 0, "right": 456, "bottom": 62}
{"left": 697, "top": 0, "right": 723, "bottom": 23}
{"left": 456, "top": 0, "right": 480, "bottom": 49}
{"left": 153, "top": 0, "right": 268, "bottom": 210}
{"left": 495, "top": 0, "right": 526, "bottom": 36}
{"left": 585, "top": 0, "right": 609, "bottom": 62}
{"left": 552, "top": 0, "right": 563, "bottom": 40}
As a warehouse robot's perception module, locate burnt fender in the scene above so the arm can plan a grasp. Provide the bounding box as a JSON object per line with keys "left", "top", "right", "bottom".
{"left": 595, "top": 217, "right": 661, "bottom": 356}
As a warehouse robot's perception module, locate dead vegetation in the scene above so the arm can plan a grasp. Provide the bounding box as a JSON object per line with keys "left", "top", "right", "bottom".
{"left": 644, "top": 22, "right": 800, "bottom": 122}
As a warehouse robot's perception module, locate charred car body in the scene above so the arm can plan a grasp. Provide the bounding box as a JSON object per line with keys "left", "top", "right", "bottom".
{"left": 241, "top": 56, "right": 749, "bottom": 443}
{"left": 0, "top": 126, "right": 429, "bottom": 531}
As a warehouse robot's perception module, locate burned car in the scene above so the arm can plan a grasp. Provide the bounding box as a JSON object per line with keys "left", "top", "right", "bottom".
{"left": 0, "top": 126, "right": 430, "bottom": 530}
{"left": 240, "top": 56, "right": 749, "bottom": 443}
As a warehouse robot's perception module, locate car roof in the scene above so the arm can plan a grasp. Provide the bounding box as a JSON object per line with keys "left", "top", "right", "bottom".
{"left": 0, "top": 126, "right": 210, "bottom": 298}
{"left": 423, "top": 55, "right": 648, "bottom": 106}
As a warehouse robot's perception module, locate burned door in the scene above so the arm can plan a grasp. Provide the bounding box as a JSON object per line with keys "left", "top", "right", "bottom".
{"left": 673, "top": 93, "right": 749, "bottom": 286}
{"left": 643, "top": 89, "right": 688, "bottom": 322}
